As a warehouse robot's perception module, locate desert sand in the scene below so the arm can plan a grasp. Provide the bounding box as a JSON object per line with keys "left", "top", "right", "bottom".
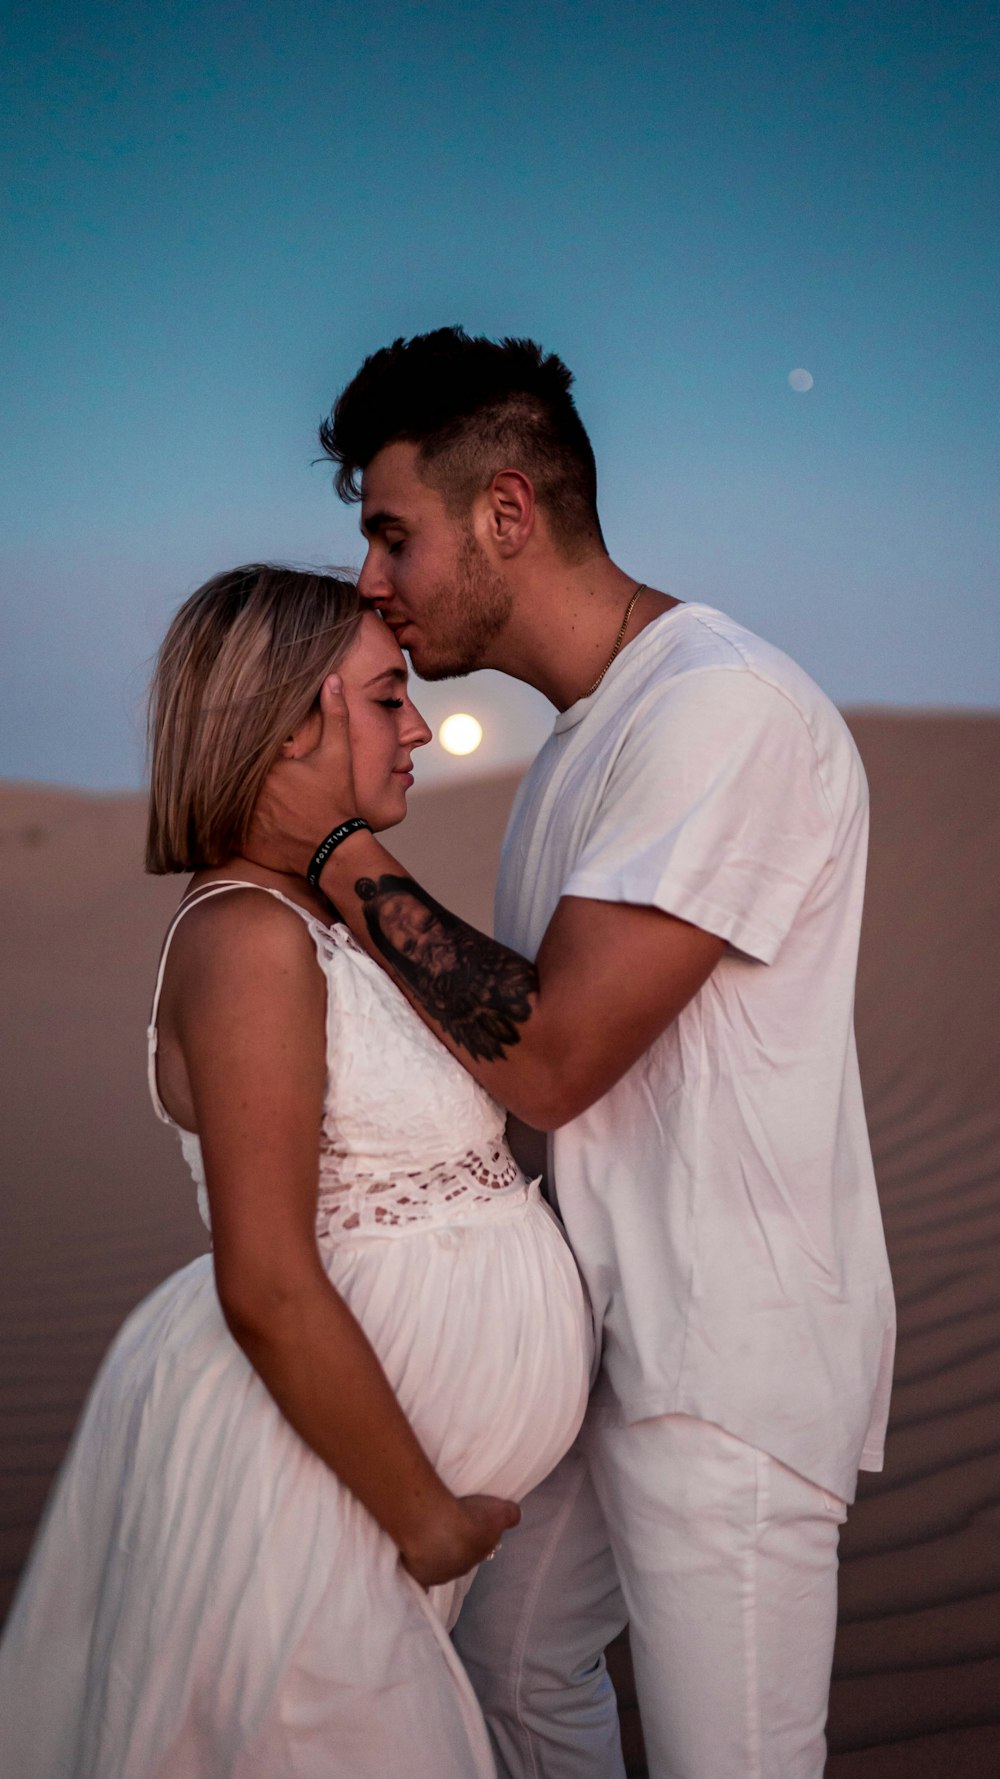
{"left": 2, "top": 711, "right": 998, "bottom": 1774}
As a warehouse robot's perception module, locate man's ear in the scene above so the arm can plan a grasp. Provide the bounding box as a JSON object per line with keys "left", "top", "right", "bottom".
{"left": 480, "top": 469, "right": 536, "bottom": 559}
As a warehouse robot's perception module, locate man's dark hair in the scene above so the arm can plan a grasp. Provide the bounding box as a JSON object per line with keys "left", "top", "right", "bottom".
{"left": 319, "top": 327, "right": 605, "bottom": 556}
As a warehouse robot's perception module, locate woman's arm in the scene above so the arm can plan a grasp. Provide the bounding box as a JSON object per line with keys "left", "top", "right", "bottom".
{"left": 162, "top": 891, "right": 518, "bottom": 1585}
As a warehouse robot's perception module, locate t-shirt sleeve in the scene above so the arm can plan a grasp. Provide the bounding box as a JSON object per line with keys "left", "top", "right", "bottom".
{"left": 561, "top": 667, "right": 835, "bottom": 964}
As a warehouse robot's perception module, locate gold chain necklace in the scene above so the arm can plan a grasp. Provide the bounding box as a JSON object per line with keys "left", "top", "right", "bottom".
{"left": 584, "top": 583, "right": 647, "bottom": 698}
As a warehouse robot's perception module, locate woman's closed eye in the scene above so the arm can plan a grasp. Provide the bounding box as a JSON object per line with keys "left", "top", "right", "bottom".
{"left": 378, "top": 697, "right": 404, "bottom": 709}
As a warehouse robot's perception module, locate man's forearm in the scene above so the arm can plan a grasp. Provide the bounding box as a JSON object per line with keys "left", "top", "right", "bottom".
{"left": 242, "top": 671, "right": 723, "bottom": 1123}
{"left": 356, "top": 873, "right": 537, "bottom": 1063}
{"left": 319, "top": 828, "right": 725, "bottom": 1129}
{"left": 318, "top": 829, "right": 570, "bottom": 1122}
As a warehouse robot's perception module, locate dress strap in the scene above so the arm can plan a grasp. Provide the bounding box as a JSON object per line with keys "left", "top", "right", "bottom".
{"left": 146, "top": 880, "right": 329, "bottom": 1125}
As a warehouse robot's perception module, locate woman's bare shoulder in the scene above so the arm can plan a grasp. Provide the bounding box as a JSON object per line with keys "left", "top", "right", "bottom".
{"left": 162, "top": 883, "right": 324, "bottom": 1001}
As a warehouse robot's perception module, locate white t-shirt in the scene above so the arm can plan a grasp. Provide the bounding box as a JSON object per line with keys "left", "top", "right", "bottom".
{"left": 496, "top": 604, "right": 895, "bottom": 1502}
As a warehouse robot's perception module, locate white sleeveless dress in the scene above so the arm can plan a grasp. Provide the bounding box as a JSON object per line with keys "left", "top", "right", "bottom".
{"left": 0, "top": 884, "right": 592, "bottom": 1779}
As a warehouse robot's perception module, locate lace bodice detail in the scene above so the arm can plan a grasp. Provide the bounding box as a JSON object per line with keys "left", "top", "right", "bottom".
{"left": 148, "top": 883, "right": 529, "bottom": 1241}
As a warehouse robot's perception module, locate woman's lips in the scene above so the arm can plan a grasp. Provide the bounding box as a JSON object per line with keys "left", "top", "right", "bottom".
{"left": 393, "top": 768, "right": 414, "bottom": 787}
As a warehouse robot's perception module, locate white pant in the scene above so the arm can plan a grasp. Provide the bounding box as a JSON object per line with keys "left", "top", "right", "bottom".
{"left": 453, "top": 1414, "right": 847, "bottom": 1779}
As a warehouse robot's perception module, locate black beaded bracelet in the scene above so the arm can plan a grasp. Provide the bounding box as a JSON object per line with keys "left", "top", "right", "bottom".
{"left": 306, "top": 818, "right": 371, "bottom": 887}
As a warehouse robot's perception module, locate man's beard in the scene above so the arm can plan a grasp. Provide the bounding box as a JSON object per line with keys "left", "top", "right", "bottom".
{"left": 412, "top": 529, "right": 513, "bottom": 681}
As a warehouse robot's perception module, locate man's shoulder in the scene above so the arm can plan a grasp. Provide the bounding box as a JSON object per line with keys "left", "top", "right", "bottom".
{"left": 626, "top": 607, "right": 866, "bottom": 826}
{"left": 635, "top": 603, "right": 798, "bottom": 688}
{"left": 632, "top": 605, "right": 848, "bottom": 741}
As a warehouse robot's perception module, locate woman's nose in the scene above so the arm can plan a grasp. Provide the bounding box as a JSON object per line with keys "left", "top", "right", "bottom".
{"left": 405, "top": 704, "right": 433, "bottom": 749}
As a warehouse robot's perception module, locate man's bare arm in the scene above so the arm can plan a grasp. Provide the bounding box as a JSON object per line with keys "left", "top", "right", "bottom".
{"left": 245, "top": 676, "right": 725, "bottom": 1128}
{"left": 354, "top": 871, "right": 538, "bottom": 1063}
{"left": 344, "top": 851, "right": 720, "bottom": 1127}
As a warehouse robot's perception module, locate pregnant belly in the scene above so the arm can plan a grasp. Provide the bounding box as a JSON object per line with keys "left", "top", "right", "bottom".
{"left": 326, "top": 1191, "right": 592, "bottom": 1504}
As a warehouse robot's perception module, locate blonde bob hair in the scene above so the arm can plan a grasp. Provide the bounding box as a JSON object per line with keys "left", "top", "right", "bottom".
{"left": 146, "top": 564, "right": 363, "bottom": 874}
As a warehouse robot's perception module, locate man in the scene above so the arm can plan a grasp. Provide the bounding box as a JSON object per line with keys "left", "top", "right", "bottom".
{"left": 252, "top": 328, "right": 895, "bottom": 1778}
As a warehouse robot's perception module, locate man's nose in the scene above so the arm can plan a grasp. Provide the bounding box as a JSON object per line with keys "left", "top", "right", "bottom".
{"left": 357, "top": 551, "right": 388, "bottom": 606}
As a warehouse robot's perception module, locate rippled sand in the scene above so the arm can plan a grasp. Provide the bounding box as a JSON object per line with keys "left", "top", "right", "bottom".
{"left": 2, "top": 712, "right": 998, "bottom": 1773}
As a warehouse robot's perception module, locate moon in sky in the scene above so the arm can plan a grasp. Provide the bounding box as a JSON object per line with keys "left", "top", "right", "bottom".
{"left": 788, "top": 368, "right": 814, "bottom": 392}
{"left": 438, "top": 713, "right": 484, "bottom": 756}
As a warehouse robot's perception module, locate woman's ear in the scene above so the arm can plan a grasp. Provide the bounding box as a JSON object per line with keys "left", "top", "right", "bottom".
{"left": 280, "top": 708, "right": 322, "bottom": 759}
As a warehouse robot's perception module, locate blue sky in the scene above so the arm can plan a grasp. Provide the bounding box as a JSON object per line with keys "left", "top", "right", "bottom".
{"left": 3, "top": 0, "right": 997, "bottom": 788}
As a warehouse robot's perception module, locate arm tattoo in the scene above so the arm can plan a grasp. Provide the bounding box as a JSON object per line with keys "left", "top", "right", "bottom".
{"left": 355, "top": 874, "right": 537, "bottom": 1064}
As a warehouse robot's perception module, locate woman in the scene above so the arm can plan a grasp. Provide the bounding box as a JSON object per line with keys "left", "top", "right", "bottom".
{"left": 0, "top": 565, "right": 592, "bottom": 1778}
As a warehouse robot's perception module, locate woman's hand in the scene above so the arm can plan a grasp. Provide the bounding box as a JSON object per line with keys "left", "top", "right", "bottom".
{"left": 400, "top": 1493, "right": 522, "bottom": 1589}
{"left": 245, "top": 674, "right": 359, "bottom": 877}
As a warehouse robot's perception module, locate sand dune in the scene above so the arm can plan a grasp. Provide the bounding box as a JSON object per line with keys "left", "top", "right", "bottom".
{"left": 822, "top": 713, "right": 1000, "bottom": 1776}
{"left": 2, "top": 711, "right": 998, "bottom": 1773}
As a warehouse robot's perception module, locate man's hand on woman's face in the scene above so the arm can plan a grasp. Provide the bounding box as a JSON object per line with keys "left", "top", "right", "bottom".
{"left": 245, "top": 674, "right": 360, "bottom": 878}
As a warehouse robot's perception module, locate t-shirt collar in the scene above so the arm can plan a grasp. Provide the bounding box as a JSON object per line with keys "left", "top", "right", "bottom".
{"left": 552, "top": 602, "right": 697, "bottom": 734}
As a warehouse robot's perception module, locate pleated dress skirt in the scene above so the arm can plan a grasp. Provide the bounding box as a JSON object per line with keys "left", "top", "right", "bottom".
{"left": 0, "top": 1184, "right": 591, "bottom": 1779}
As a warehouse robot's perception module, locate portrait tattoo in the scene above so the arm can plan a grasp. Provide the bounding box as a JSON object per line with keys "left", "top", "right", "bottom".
{"left": 355, "top": 875, "right": 537, "bottom": 1064}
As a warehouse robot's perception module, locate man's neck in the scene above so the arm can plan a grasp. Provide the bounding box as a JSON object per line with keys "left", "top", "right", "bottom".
{"left": 485, "top": 555, "right": 681, "bottom": 710}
